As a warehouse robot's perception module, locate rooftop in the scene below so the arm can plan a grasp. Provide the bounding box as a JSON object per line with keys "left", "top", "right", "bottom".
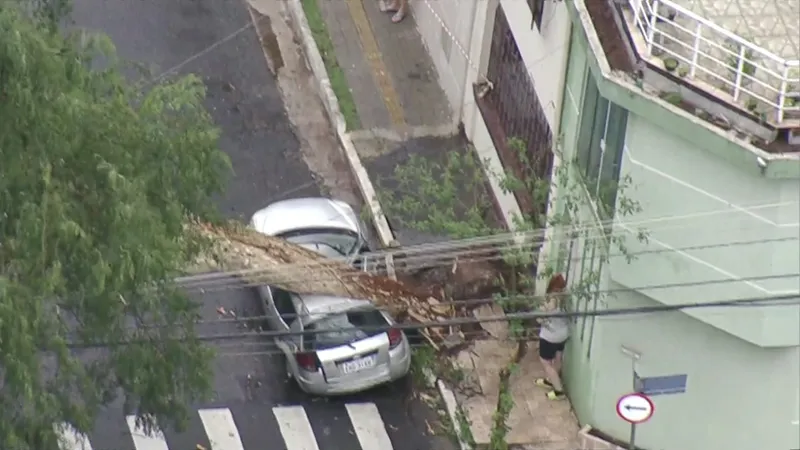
{"left": 620, "top": 0, "right": 800, "bottom": 128}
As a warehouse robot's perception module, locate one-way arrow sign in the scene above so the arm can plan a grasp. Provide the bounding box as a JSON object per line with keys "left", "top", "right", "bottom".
{"left": 616, "top": 393, "right": 654, "bottom": 424}
{"left": 625, "top": 405, "right": 648, "bottom": 411}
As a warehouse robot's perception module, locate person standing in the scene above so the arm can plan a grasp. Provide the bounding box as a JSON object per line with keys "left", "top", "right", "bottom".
{"left": 534, "top": 274, "right": 570, "bottom": 400}
{"left": 380, "top": 0, "right": 408, "bottom": 23}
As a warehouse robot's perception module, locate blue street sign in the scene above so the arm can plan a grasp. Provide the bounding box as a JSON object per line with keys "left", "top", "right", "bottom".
{"left": 634, "top": 372, "right": 688, "bottom": 396}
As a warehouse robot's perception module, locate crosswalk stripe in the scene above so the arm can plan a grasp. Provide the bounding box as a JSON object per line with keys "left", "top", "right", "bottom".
{"left": 272, "top": 405, "right": 320, "bottom": 450}
{"left": 125, "top": 416, "right": 169, "bottom": 450}
{"left": 53, "top": 423, "right": 94, "bottom": 450}
{"left": 198, "top": 408, "right": 245, "bottom": 450}
{"left": 345, "top": 403, "right": 394, "bottom": 450}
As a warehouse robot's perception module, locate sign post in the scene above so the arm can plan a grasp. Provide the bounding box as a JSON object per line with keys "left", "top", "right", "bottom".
{"left": 616, "top": 392, "right": 654, "bottom": 450}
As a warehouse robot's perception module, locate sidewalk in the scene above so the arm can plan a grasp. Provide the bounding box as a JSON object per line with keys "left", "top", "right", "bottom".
{"left": 456, "top": 305, "right": 581, "bottom": 448}
{"left": 315, "top": 0, "right": 465, "bottom": 247}
{"left": 288, "top": 0, "right": 581, "bottom": 447}
{"left": 317, "top": 0, "right": 452, "bottom": 131}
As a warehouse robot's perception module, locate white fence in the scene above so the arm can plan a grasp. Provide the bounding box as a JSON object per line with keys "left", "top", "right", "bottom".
{"left": 624, "top": 0, "right": 800, "bottom": 125}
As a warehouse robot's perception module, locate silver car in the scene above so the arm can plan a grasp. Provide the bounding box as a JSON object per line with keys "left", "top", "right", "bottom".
{"left": 250, "top": 198, "right": 411, "bottom": 395}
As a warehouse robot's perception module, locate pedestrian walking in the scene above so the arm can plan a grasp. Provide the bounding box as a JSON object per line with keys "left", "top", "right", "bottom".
{"left": 534, "top": 273, "right": 569, "bottom": 400}
{"left": 380, "top": 0, "right": 407, "bottom": 23}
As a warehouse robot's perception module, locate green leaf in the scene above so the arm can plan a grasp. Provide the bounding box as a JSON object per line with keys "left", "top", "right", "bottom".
{"left": 0, "top": 6, "right": 225, "bottom": 447}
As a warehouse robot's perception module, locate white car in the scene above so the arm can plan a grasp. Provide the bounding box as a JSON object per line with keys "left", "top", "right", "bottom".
{"left": 250, "top": 198, "right": 411, "bottom": 395}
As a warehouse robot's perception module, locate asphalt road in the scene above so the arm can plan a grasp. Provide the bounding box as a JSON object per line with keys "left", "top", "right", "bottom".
{"left": 69, "top": 0, "right": 454, "bottom": 449}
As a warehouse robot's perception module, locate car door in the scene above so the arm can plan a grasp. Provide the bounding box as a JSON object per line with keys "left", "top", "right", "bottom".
{"left": 258, "top": 286, "right": 295, "bottom": 332}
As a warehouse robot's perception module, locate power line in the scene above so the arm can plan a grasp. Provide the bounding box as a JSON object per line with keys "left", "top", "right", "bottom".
{"left": 143, "top": 17, "right": 259, "bottom": 87}
{"left": 65, "top": 288, "right": 799, "bottom": 348}
{"left": 202, "top": 293, "right": 800, "bottom": 339}
{"left": 188, "top": 273, "right": 800, "bottom": 323}
{"left": 188, "top": 201, "right": 794, "bottom": 283}
{"left": 176, "top": 235, "right": 798, "bottom": 291}
{"left": 39, "top": 225, "right": 793, "bottom": 315}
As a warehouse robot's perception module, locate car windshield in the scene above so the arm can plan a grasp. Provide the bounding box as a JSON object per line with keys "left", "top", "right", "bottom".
{"left": 303, "top": 308, "right": 387, "bottom": 350}
{"left": 279, "top": 228, "right": 360, "bottom": 258}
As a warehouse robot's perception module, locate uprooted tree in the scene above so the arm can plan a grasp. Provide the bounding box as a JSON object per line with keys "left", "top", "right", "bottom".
{"left": 374, "top": 136, "right": 647, "bottom": 448}
{"left": 0, "top": 6, "right": 443, "bottom": 449}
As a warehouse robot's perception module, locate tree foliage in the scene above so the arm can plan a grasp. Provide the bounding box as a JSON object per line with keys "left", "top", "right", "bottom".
{"left": 0, "top": 6, "right": 231, "bottom": 447}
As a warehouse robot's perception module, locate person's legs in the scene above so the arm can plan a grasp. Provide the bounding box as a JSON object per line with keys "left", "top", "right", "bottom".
{"left": 380, "top": 0, "right": 407, "bottom": 22}
{"left": 553, "top": 341, "right": 566, "bottom": 373}
{"left": 542, "top": 361, "right": 563, "bottom": 392}
{"left": 535, "top": 339, "right": 564, "bottom": 394}
{"left": 553, "top": 351, "right": 563, "bottom": 373}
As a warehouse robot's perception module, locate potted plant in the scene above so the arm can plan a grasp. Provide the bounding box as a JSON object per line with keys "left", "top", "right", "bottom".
{"left": 663, "top": 57, "right": 679, "bottom": 73}
{"left": 659, "top": 91, "right": 682, "bottom": 106}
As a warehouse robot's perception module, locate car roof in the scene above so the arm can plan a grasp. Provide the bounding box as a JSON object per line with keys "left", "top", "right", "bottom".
{"left": 297, "top": 294, "right": 373, "bottom": 316}
{"left": 251, "top": 197, "right": 359, "bottom": 237}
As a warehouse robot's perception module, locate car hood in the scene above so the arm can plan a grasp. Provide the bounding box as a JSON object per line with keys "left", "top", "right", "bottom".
{"left": 250, "top": 197, "right": 359, "bottom": 236}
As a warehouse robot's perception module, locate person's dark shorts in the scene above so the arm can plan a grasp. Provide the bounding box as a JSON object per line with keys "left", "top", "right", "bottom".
{"left": 538, "top": 338, "right": 567, "bottom": 361}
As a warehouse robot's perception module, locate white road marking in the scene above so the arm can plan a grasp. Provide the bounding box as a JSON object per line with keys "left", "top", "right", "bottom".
{"left": 198, "top": 408, "right": 245, "bottom": 450}
{"left": 272, "top": 405, "right": 320, "bottom": 450}
{"left": 345, "top": 403, "right": 394, "bottom": 450}
{"left": 53, "top": 423, "right": 94, "bottom": 450}
{"left": 125, "top": 416, "right": 169, "bottom": 450}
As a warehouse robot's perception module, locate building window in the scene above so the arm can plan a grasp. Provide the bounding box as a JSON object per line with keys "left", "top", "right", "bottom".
{"left": 528, "top": 0, "right": 545, "bottom": 30}
{"left": 575, "top": 73, "right": 628, "bottom": 216}
{"left": 480, "top": 4, "right": 554, "bottom": 222}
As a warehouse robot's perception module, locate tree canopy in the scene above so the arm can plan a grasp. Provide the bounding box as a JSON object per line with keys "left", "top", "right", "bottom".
{"left": 0, "top": 5, "right": 231, "bottom": 447}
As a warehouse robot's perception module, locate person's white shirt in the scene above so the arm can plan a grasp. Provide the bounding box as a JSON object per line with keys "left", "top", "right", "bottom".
{"left": 538, "top": 292, "right": 569, "bottom": 343}
{"left": 539, "top": 315, "right": 569, "bottom": 343}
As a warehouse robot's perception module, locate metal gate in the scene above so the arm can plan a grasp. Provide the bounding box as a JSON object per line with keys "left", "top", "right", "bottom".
{"left": 479, "top": 4, "right": 554, "bottom": 223}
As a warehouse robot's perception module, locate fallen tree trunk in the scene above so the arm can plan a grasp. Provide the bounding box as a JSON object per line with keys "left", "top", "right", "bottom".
{"left": 191, "top": 221, "right": 455, "bottom": 347}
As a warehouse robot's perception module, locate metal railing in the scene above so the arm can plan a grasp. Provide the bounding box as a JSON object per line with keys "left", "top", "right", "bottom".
{"left": 624, "top": 0, "right": 800, "bottom": 125}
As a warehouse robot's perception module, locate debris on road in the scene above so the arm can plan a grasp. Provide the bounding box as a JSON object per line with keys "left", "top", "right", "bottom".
{"left": 191, "top": 221, "right": 507, "bottom": 351}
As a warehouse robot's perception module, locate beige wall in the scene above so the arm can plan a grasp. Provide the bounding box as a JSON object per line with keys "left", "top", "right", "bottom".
{"left": 415, "top": 0, "right": 572, "bottom": 269}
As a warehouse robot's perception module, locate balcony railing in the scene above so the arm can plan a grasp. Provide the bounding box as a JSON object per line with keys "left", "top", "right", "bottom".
{"left": 624, "top": 0, "right": 800, "bottom": 126}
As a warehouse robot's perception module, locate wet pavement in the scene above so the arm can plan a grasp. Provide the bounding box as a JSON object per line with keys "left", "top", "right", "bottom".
{"left": 72, "top": 0, "right": 320, "bottom": 221}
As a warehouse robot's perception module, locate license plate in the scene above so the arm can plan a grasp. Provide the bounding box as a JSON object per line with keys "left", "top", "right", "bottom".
{"left": 340, "top": 355, "right": 376, "bottom": 374}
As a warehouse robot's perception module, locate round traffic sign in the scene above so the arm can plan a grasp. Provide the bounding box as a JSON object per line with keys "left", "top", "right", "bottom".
{"left": 616, "top": 393, "right": 654, "bottom": 424}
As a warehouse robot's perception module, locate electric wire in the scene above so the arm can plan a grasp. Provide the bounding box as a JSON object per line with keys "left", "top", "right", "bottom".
{"left": 176, "top": 235, "right": 799, "bottom": 292}
{"left": 174, "top": 200, "right": 798, "bottom": 286}
{"left": 65, "top": 287, "right": 800, "bottom": 348}
{"left": 190, "top": 272, "right": 800, "bottom": 323}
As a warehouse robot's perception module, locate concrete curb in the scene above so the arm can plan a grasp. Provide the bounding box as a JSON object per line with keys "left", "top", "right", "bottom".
{"left": 285, "top": 1, "right": 469, "bottom": 449}
{"left": 437, "top": 379, "right": 471, "bottom": 450}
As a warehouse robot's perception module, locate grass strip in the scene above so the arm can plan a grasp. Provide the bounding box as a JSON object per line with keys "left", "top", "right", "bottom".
{"left": 300, "top": 0, "right": 361, "bottom": 130}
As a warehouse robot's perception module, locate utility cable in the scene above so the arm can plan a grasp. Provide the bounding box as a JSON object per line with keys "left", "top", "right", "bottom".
{"left": 65, "top": 289, "right": 800, "bottom": 348}
{"left": 176, "top": 235, "right": 799, "bottom": 291}
{"left": 174, "top": 199, "right": 797, "bottom": 285}
{"left": 188, "top": 272, "right": 800, "bottom": 323}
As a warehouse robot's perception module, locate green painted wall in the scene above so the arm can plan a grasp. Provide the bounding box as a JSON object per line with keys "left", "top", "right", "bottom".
{"left": 589, "top": 282, "right": 799, "bottom": 450}
{"left": 556, "top": 22, "right": 800, "bottom": 450}
{"left": 557, "top": 27, "right": 597, "bottom": 424}
{"left": 610, "top": 113, "right": 800, "bottom": 347}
